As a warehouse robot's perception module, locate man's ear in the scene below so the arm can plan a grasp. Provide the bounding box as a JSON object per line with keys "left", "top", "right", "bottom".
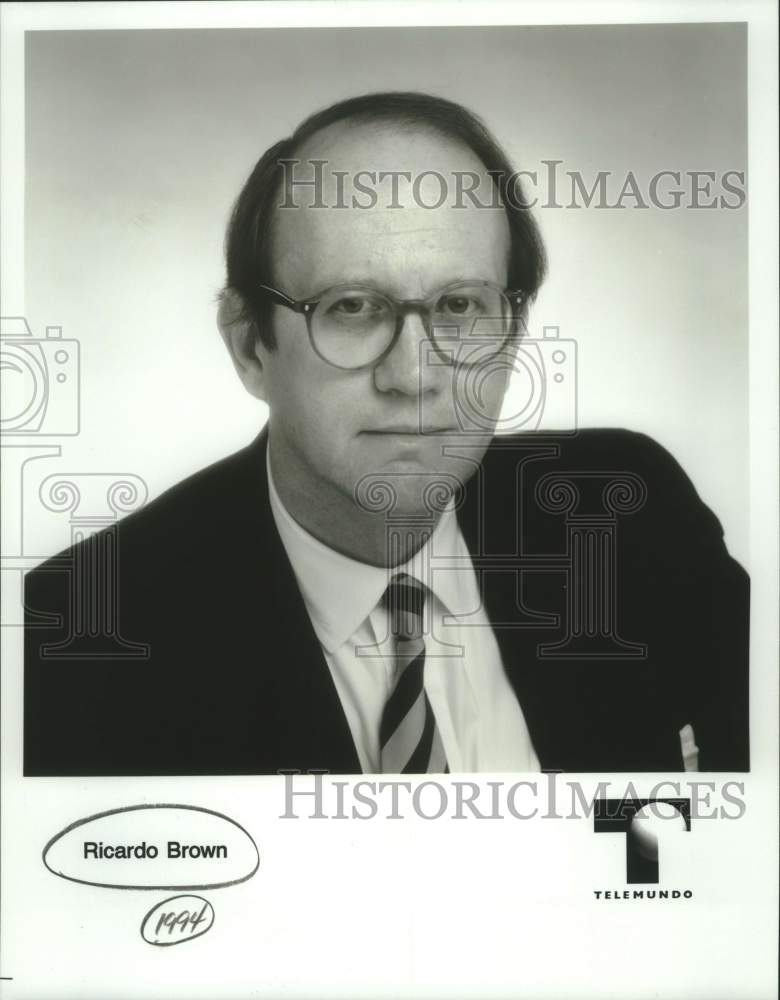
{"left": 217, "top": 289, "right": 269, "bottom": 402}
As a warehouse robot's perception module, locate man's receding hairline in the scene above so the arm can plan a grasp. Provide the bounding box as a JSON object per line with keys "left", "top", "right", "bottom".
{"left": 291, "top": 113, "right": 487, "bottom": 166}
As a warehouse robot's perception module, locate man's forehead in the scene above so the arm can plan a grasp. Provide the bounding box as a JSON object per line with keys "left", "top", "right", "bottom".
{"left": 271, "top": 120, "right": 511, "bottom": 295}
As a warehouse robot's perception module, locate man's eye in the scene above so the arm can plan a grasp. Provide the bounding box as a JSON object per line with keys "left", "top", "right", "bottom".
{"left": 438, "top": 295, "right": 482, "bottom": 316}
{"left": 331, "top": 296, "right": 380, "bottom": 315}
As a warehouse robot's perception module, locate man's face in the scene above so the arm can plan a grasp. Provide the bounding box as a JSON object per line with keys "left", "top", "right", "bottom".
{"left": 254, "top": 123, "right": 512, "bottom": 522}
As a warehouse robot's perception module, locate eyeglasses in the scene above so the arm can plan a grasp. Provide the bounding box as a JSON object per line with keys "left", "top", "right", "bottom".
{"left": 256, "top": 279, "right": 527, "bottom": 371}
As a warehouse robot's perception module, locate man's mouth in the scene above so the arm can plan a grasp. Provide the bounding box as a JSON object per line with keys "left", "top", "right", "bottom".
{"left": 363, "top": 427, "right": 455, "bottom": 435}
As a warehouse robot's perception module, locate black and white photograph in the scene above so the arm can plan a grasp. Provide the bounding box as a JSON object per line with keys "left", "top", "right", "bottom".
{"left": 1, "top": 2, "right": 777, "bottom": 998}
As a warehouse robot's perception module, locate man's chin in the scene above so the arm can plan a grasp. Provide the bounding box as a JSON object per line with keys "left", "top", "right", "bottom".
{"left": 350, "top": 462, "right": 461, "bottom": 519}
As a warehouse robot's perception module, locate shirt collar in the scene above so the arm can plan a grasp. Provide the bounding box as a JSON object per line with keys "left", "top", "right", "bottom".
{"left": 266, "top": 446, "right": 470, "bottom": 653}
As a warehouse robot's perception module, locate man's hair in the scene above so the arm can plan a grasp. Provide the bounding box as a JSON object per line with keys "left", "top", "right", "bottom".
{"left": 222, "top": 91, "right": 547, "bottom": 348}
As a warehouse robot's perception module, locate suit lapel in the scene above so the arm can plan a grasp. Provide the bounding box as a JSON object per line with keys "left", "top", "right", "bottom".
{"left": 234, "top": 430, "right": 362, "bottom": 774}
{"left": 455, "top": 435, "right": 601, "bottom": 771}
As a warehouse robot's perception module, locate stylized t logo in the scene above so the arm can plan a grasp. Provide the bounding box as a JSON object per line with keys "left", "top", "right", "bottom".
{"left": 594, "top": 798, "right": 691, "bottom": 883}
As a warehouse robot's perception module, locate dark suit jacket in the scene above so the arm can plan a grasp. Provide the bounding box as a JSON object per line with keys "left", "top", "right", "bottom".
{"left": 24, "top": 428, "right": 749, "bottom": 775}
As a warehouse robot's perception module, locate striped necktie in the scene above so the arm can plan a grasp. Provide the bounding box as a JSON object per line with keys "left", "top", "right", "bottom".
{"left": 379, "top": 573, "right": 448, "bottom": 774}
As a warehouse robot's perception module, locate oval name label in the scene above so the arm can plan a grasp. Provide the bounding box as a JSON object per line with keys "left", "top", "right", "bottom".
{"left": 141, "top": 894, "right": 215, "bottom": 946}
{"left": 42, "top": 804, "right": 259, "bottom": 890}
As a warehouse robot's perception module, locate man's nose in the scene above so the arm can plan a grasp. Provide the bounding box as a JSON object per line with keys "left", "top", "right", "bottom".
{"left": 372, "top": 309, "right": 440, "bottom": 396}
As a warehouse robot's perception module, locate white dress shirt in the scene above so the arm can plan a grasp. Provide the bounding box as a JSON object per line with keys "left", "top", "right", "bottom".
{"left": 267, "top": 452, "right": 540, "bottom": 773}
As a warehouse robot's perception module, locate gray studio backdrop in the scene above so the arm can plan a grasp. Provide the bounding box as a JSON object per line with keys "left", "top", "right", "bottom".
{"left": 24, "top": 23, "right": 747, "bottom": 566}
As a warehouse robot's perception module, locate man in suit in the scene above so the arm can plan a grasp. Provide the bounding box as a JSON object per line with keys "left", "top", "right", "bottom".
{"left": 24, "top": 92, "right": 749, "bottom": 776}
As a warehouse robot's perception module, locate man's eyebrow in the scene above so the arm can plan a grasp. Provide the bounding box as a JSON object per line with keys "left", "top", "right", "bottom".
{"left": 370, "top": 226, "right": 465, "bottom": 236}
{"left": 300, "top": 276, "right": 501, "bottom": 300}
